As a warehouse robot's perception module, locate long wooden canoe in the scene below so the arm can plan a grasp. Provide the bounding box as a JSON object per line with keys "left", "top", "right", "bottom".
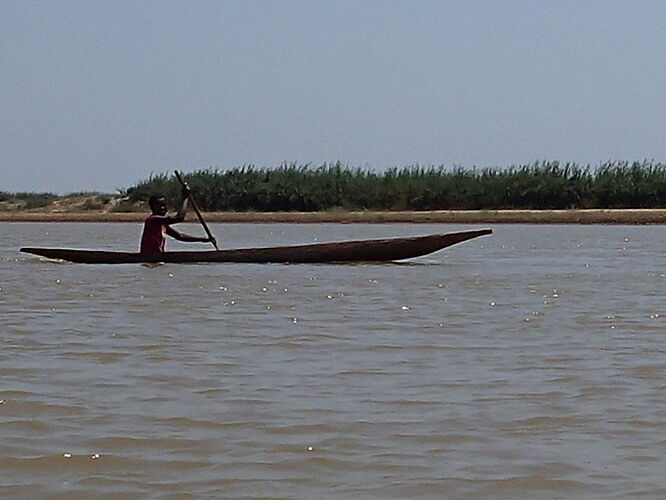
{"left": 20, "top": 229, "right": 491, "bottom": 264}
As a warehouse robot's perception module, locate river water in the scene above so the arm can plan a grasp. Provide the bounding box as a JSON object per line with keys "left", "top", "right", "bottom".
{"left": 1, "top": 223, "right": 664, "bottom": 499}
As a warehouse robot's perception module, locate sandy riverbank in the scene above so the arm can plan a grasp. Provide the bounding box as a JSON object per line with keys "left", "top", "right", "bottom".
{"left": 2, "top": 209, "right": 666, "bottom": 224}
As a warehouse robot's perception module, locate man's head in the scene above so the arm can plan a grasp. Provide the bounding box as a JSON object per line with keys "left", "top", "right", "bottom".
{"left": 148, "top": 195, "right": 168, "bottom": 216}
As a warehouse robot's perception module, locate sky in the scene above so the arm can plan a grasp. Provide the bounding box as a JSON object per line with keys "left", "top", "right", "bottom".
{"left": 3, "top": 0, "right": 665, "bottom": 193}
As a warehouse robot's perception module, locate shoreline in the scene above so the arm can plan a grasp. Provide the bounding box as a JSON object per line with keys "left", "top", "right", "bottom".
{"left": 2, "top": 209, "right": 666, "bottom": 224}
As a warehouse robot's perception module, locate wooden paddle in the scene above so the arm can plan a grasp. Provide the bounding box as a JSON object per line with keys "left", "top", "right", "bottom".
{"left": 174, "top": 170, "right": 219, "bottom": 251}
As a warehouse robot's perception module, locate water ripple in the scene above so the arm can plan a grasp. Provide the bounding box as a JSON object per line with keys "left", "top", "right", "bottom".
{"left": 1, "top": 223, "right": 665, "bottom": 498}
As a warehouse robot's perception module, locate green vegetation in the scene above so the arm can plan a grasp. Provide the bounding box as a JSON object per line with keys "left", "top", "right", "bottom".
{"left": 4, "top": 161, "right": 666, "bottom": 212}
{"left": 0, "top": 191, "right": 109, "bottom": 211}
{"left": 124, "top": 161, "right": 666, "bottom": 211}
{"left": 0, "top": 192, "right": 58, "bottom": 209}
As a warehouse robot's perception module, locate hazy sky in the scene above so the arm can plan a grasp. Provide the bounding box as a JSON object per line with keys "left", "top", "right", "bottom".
{"left": 3, "top": 0, "right": 665, "bottom": 193}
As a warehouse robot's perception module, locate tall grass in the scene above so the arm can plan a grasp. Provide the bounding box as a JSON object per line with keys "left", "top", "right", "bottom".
{"left": 123, "top": 161, "right": 666, "bottom": 211}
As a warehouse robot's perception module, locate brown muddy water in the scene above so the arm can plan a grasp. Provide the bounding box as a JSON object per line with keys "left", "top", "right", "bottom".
{"left": 1, "top": 223, "right": 664, "bottom": 499}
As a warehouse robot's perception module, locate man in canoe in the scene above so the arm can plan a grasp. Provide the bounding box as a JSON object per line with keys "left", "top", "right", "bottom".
{"left": 140, "top": 185, "right": 216, "bottom": 253}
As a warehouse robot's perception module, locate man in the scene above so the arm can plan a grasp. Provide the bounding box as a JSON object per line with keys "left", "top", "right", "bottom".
{"left": 140, "top": 185, "right": 216, "bottom": 253}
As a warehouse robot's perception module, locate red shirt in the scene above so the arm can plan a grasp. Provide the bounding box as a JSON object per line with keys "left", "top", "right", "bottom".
{"left": 140, "top": 215, "right": 166, "bottom": 253}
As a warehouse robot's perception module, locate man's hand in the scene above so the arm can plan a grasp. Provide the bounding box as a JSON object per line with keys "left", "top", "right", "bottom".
{"left": 181, "top": 183, "right": 191, "bottom": 197}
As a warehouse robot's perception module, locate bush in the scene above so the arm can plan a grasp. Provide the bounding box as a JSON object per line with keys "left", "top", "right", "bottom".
{"left": 123, "top": 161, "right": 666, "bottom": 211}
{"left": 12, "top": 161, "right": 666, "bottom": 212}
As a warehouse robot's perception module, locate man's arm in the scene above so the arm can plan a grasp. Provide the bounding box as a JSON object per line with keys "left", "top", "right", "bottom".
{"left": 165, "top": 225, "right": 213, "bottom": 243}
{"left": 154, "top": 184, "right": 216, "bottom": 245}
{"left": 150, "top": 186, "right": 190, "bottom": 226}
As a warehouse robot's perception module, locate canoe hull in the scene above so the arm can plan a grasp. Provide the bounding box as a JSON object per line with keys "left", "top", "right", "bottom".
{"left": 20, "top": 229, "right": 492, "bottom": 264}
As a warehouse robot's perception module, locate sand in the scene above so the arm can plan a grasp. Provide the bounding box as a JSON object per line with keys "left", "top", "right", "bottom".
{"left": 2, "top": 209, "right": 666, "bottom": 224}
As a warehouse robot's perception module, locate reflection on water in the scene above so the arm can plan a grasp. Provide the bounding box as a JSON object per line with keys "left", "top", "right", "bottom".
{"left": 1, "top": 223, "right": 665, "bottom": 498}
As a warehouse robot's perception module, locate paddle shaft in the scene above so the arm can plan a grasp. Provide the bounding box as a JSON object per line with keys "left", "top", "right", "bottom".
{"left": 174, "top": 170, "right": 219, "bottom": 250}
